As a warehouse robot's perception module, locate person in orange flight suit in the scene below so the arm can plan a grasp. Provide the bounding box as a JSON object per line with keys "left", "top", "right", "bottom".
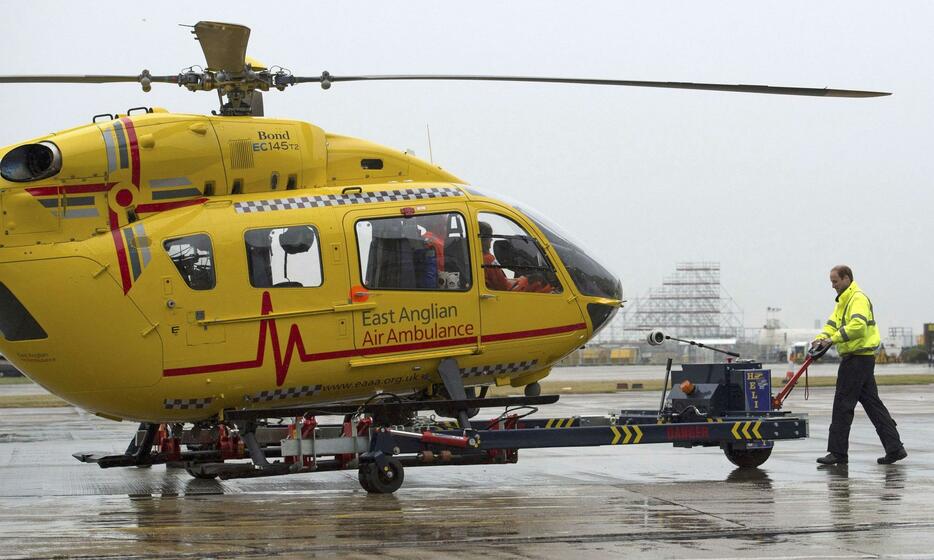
{"left": 480, "top": 221, "right": 555, "bottom": 293}
{"left": 480, "top": 221, "right": 513, "bottom": 291}
{"left": 420, "top": 214, "right": 447, "bottom": 273}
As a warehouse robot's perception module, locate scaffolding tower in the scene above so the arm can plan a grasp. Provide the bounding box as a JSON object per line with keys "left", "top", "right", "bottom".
{"left": 600, "top": 262, "right": 745, "bottom": 343}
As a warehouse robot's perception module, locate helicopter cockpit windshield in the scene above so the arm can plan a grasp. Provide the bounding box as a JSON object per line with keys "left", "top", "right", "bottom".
{"left": 467, "top": 187, "right": 622, "bottom": 301}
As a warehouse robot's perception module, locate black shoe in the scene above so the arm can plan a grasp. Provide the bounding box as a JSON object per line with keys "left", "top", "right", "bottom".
{"left": 817, "top": 453, "right": 848, "bottom": 465}
{"left": 877, "top": 448, "right": 907, "bottom": 465}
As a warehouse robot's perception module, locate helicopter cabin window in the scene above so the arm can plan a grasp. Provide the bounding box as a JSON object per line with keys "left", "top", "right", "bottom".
{"left": 355, "top": 212, "right": 470, "bottom": 291}
{"left": 478, "top": 213, "right": 562, "bottom": 294}
{"left": 163, "top": 234, "right": 216, "bottom": 290}
{"left": 245, "top": 226, "right": 322, "bottom": 288}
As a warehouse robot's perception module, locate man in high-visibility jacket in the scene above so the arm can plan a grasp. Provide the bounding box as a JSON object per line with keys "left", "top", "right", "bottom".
{"left": 812, "top": 265, "right": 906, "bottom": 465}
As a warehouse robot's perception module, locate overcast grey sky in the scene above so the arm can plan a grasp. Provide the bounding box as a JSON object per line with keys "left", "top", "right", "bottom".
{"left": 1, "top": 1, "right": 930, "bottom": 333}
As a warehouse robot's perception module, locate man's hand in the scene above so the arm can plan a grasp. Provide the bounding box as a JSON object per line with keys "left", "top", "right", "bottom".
{"left": 811, "top": 338, "right": 832, "bottom": 350}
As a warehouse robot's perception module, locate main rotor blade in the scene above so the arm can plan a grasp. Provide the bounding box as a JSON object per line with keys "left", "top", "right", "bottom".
{"left": 290, "top": 73, "right": 890, "bottom": 97}
{"left": 0, "top": 74, "right": 177, "bottom": 84}
{"left": 193, "top": 21, "right": 250, "bottom": 73}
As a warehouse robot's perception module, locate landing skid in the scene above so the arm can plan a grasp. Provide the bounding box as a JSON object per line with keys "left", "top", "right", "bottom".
{"left": 73, "top": 394, "right": 555, "bottom": 470}
{"left": 74, "top": 394, "right": 807, "bottom": 493}
{"left": 73, "top": 359, "right": 811, "bottom": 494}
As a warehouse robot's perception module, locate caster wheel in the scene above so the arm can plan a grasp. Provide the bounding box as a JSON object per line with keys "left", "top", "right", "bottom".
{"left": 524, "top": 382, "right": 541, "bottom": 397}
{"left": 185, "top": 464, "right": 219, "bottom": 479}
{"left": 358, "top": 457, "right": 404, "bottom": 494}
{"left": 724, "top": 445, "right": 772, "bottom": 468}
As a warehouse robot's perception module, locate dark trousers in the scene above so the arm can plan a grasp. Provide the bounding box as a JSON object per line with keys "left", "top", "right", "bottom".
{"left": 828, "top": 354, "right": 903, "bottom": 456}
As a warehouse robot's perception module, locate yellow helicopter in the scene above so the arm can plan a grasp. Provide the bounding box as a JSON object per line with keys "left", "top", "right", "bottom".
{"left": 0, "top": 22, "right": 886, "bottom": 485}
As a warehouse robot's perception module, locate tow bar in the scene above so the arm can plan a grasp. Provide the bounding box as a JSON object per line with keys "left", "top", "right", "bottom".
{"left": 772, "top": 343, "right": 830, "bottom": 410}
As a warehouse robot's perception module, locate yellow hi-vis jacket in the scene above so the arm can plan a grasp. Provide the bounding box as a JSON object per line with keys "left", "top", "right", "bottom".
{"left": 815, "top": 281, "right": 880, "bottom": 356}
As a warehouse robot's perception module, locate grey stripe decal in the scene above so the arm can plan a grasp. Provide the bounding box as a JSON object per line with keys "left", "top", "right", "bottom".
{"left": 152, "top": 188, "right": 203, "bottom": 200}
{"left": 61, "top": 208, "right": 100, "bottom": 219}
{"left": 851, "top": 314, "right": 868, "bottom": 324}
{"left": 150, "top": 177, "right": 193, "bottom": 189}
{"left": 134, "top": 224, "right": 151, "bottom": 267}
{"left": 839, "top": 326, "right": 850, "bottom": 342}
{"left": 41, "top": 197, "right": 95, "bottom": 208}
{"left": 826, "top": 319, "right": 837, "bottom": 328}
{"left": 65, "top": 196, "right": 95, "bottom": 207}
{"left": 113, "top": 121, "right": 129, "bottom": 169}
{"left": 123, "top": 228, "right": 142, "bottom": 280}
{"left": 102, "top": 128, "right": 117, "bottom": 173}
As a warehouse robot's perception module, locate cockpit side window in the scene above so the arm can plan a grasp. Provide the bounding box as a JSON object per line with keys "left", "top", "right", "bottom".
{"left": 245, "top": 225, "right": 323, "bottom": 288}
{"left": 355, "top": 212, "right": 471, "bottom": 291}
{"left": 163, "top": 233, "right": 216, "bottom": 290}
{"left": 477, "top": 212, "right": 562, "bottom": 294}
{"left": 521, "top": 212, "right": 622, "bottom": 300}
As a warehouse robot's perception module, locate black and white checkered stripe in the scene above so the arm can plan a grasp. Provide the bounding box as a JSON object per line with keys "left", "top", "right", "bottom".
{"left": 459, "top": 360, "right": 538, "bottom": 378}
{"left": 234, "top": 187, "right": 463, "bottom": 214}
{"left": 246, "top": 384, "right": 323, "bottom": 403}
{"left": 164, "top": 397, "right": 214, "bottom": 410}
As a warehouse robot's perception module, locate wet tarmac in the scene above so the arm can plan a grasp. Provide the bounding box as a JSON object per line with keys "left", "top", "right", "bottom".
{"left": 1, "top": 384, "right": 932, "bottom": 559}
{"left": 549, "top": 362, "right": 934, "bottom": 381}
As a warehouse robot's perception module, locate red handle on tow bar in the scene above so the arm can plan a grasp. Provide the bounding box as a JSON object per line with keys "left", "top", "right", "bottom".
{"left": 772, "top": 355, "right": 814, "bottom": 410}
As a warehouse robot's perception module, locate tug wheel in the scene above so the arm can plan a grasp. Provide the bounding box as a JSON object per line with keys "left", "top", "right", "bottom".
{"left": 724, "top": 445, "right": 772, "bottom": 468}
{"left": 358, "top": 457, "right": 405, "bottom": 494}
{"left": 185, "top": 464, "right": 219, "bottom": 480}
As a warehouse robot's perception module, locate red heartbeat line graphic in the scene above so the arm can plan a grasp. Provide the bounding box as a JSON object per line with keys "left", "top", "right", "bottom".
{"left": 162, "top": 293, "right": 584, "bottom": 385}
{"left": 163, "top": 292, "right": 477, "bottom": 385}
{"left": 163, "top": 291, "right": 341, "bottom": 386}
{"left": 258, "top": 291, "right": 311, "bottom": 386}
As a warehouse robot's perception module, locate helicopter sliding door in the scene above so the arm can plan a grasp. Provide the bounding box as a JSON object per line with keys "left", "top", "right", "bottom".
{"left": 150, "top": 204, "right": 355, "bottom": 404}
{"left": 343, "top": 202, "right": 480, "bottom": 383}
{"left": 472, "top": 205, "right": 587, "bottom": 373}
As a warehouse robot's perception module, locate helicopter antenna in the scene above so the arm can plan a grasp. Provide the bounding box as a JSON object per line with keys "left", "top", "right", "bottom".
{"left": 426, "top": 124, "right": 434, "bottom": 164}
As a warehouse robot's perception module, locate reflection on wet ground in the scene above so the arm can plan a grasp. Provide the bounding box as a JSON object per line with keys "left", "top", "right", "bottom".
{"left": 1, "top": 386, "right": 933, "bottom": 558}
{"left": 549, "top": 362, "right": 931, "bottom": 381}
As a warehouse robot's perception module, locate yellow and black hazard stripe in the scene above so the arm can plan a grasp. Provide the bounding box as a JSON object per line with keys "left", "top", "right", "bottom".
{"left": 730, "top": 420, "right": 763, "bottom": 440}
{"left": 609, "top": 425, "right": 644, "bottom": 445}
{"left": 544, "top": 417, "right": 578, "bottom": 428}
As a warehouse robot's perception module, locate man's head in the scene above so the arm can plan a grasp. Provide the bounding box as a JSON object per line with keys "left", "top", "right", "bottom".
{"left": 830, "top": 265, "right": 853, "bottom": 295}
{"left": 479, "top": 221, "right": 493, "bottom": 253}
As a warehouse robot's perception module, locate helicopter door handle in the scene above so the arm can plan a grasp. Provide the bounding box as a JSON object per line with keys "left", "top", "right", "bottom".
{"left": 480, "top": 294, "right": 497, "bottom": 300}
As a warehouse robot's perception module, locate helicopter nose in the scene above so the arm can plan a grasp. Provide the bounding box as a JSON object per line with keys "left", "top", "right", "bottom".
{"left": 585, "top": 279, "right": 622, "bottom": 337}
